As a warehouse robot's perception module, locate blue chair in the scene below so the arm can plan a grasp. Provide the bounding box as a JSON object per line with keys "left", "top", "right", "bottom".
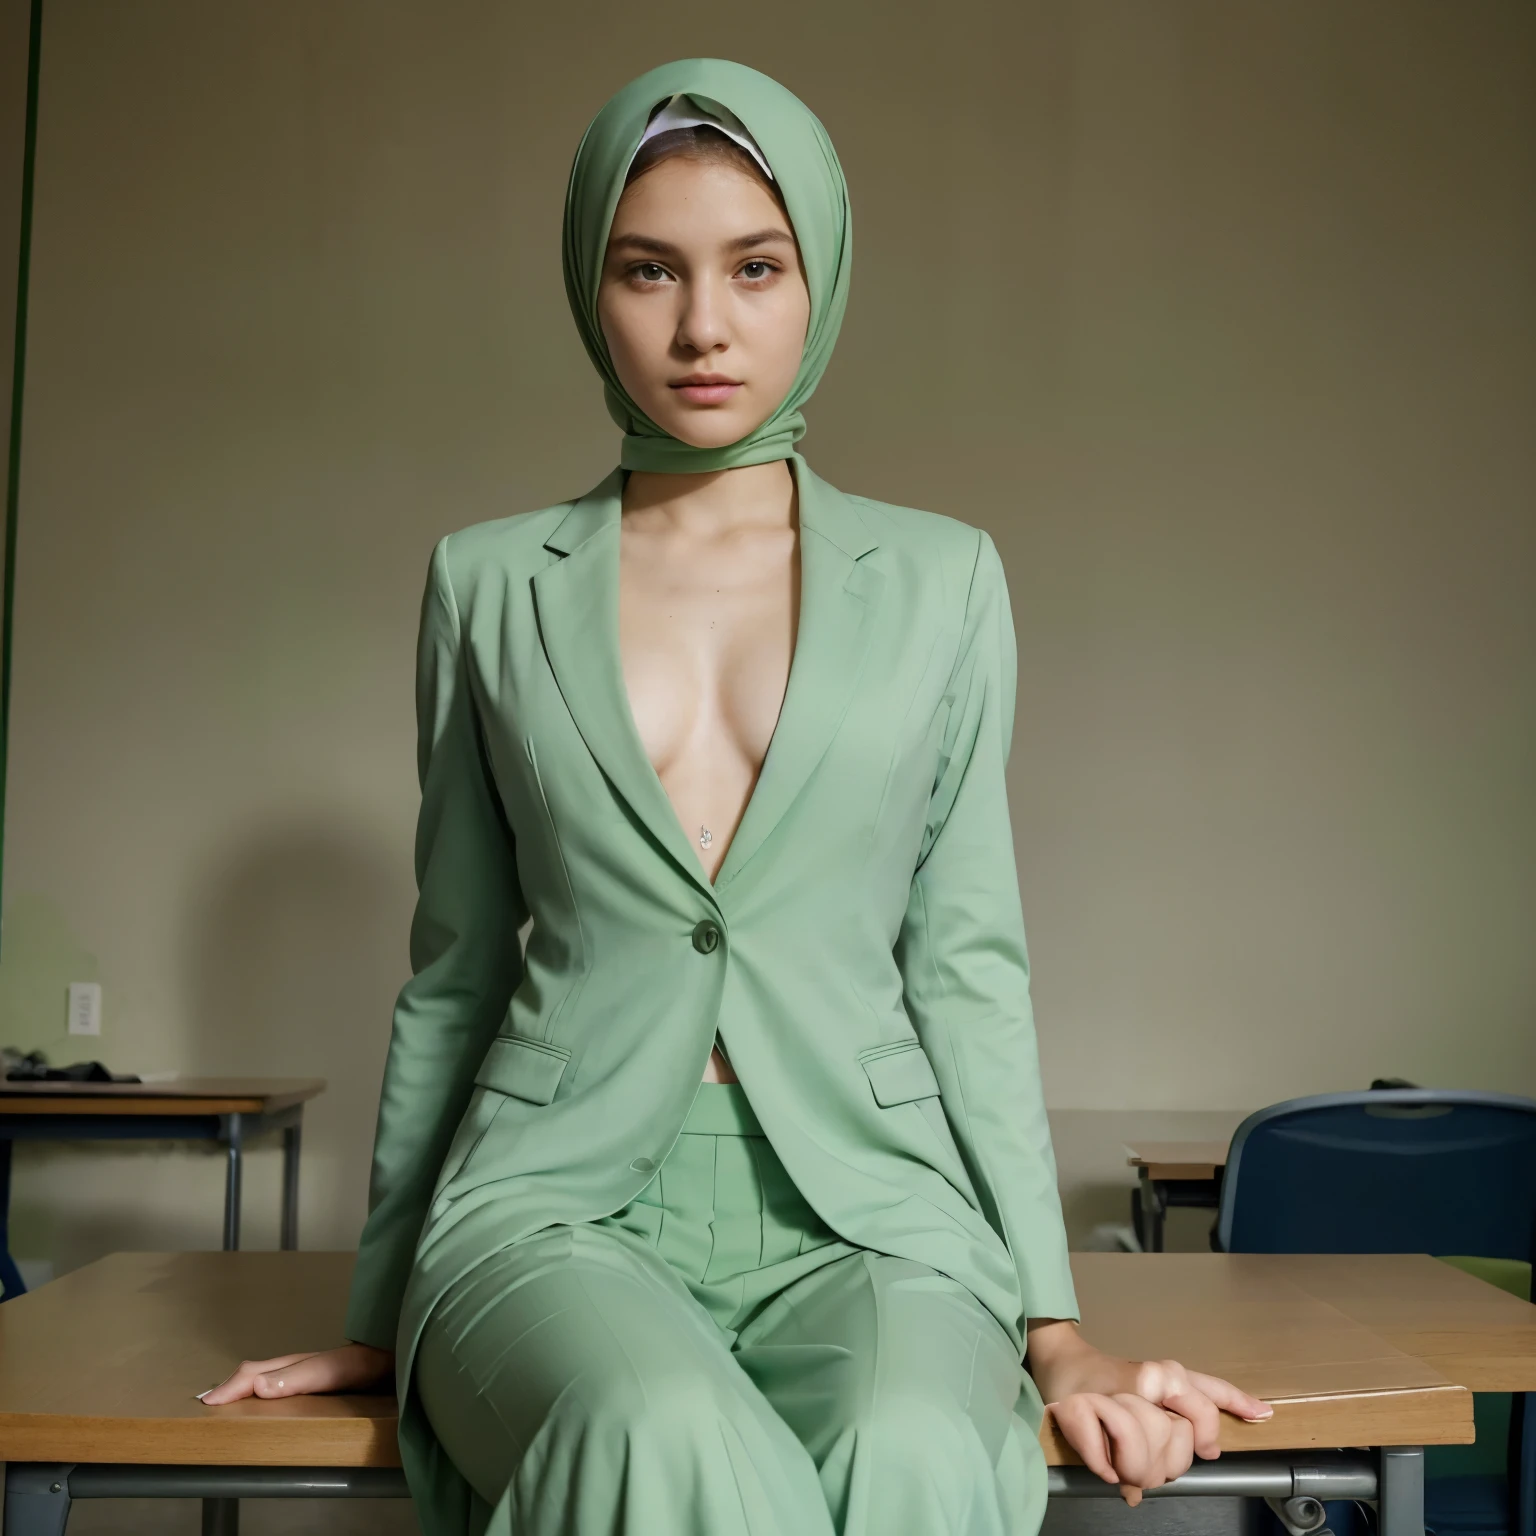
{"left": 1216, "top": 1089, "right": 1536, "bottom": 1536}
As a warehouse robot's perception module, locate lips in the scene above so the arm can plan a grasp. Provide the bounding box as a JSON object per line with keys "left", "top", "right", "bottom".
{"left": 671, "top": 380, "right": 742, "bottom": 404}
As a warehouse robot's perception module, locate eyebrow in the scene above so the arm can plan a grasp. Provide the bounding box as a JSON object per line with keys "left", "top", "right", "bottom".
{"left": 607, "top": 228, "right": 795, "bottom": 257}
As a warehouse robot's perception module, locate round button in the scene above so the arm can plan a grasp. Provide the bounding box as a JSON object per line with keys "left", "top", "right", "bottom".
{"left": 629, "top": 1156, "right": 656, "bottom": 1173}
{"left": 691, "top": 919, "right": 722, "bottom": 954}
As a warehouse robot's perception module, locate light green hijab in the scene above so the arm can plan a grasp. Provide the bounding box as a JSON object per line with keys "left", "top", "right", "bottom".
{"left": 562, "top": 59, "right": 852, "bottom": 473}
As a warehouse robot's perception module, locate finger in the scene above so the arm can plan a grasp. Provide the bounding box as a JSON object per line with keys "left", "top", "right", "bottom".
{"left": 1107, "top": 1393, "right": 1176, "bottom": 1488}
{"left": 1132, "top": 1359, "right": 1209, "bottom": 1441}
{"left": 1163, "top": 1386, "right": 1224, "bottom": 1459}
{"left": 1084, "top": 1393, "right": 1160, "bottom": 1490}
{"left": 1087, "top": 1391, "right": 1164, "bottom": 1508}
{"left": 1045, "top": 1399, "right": 1119, "bottom": 1487}
{"left": 198, "top": 1354, "right": 319, "bottom": 1406}
{"left": 1185, "top": 1369, "right": 1274, "bottom": 1423}
{"left": 1132, "top": 1358, "right": 1183, "bottom": 1402}
{"left": 250, "top": 1351, "right": 359, "bottom": 1399}
{"left": 1163, "top": 1409, "right": 1196, "bottom": 1482}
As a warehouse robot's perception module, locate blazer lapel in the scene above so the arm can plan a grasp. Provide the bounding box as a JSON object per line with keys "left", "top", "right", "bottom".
{"left": 533, "top": 467, "right": 719, "bottom": 906}
{"left": 531, "top": 453, "right": 884, "bottom": 905}
{"left": 712, "top": 454, "right": 884, "bottom": 892}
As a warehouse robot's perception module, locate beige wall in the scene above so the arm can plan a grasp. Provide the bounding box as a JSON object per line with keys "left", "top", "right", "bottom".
{"left": 2, "top": 0, "right": 1532, "bottom": 1273}
{"left": 0, "top": 0, "right": 29, "bottom": 881}
{"left": 0, "top": 0, "right": 25, "bottom": 482}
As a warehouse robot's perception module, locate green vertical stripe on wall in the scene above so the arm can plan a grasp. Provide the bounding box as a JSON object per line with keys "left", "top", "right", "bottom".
{"left": 1, "top": 0, "right": 44, "bottom": 962}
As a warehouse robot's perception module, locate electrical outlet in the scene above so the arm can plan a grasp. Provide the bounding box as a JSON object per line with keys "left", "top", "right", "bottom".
{"left": 67, "top": 981, "right": 102, "bottom": 1036}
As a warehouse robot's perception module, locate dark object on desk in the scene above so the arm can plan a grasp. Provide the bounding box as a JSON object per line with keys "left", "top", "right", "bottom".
{"left": 5, "top": 1062, "right": 141, "bottom": 1083}
{"left": 1, "top": 1048, "right": 49, "bottom": 1080}
{"left": 1370, "top": 1076, "right": 1422, "bottom": 1090}
{"left": 1218, "top": 1088, "right": 1536, "bottom": 1536}
{"left": 1, "top": 1047, "right": 140, "bottom": 1083}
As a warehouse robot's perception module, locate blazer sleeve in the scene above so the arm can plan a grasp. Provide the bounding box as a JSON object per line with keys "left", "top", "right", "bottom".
{"left": 896, "top": 526, "right": 1080, "bottom": 1335}
{"left": 344, "top": 535, "right": 529, "bottom": 1351}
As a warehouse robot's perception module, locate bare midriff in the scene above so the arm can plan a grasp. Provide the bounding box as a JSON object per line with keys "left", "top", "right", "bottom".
{"left": 616, "top": 475, "right": 800, "bottom": 1085}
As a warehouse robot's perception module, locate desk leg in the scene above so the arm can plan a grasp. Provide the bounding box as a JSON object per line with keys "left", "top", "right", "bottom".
{"left": 1137, "top": 1171, "right": 1167, "bottom": 1252}
{"left": 219, "top": 1114, "right": 243, "bottom": 1251}
{"left": 280, "top": 1116, "right": 301, "bottom": 1251}
{"left": 1378, "top": 1446, "right": 1424, "bottom": 1536}
{"left": 201, "top": 1497, "right": 238, "bottom": 1535}
{"left": 0, "top": 1139, "right": 28, "bottom": 1300}
{"left": 3, "top": 1464, "right": 74, "bottom": 1536}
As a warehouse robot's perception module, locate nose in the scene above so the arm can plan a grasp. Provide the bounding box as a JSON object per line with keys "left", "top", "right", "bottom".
{"left": 674, "top": 273, "right": 730, "bottom": 355}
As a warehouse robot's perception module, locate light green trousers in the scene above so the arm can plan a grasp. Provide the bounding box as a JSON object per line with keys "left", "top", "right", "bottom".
{"left": 415, "top": 1081, "right": 1049, "bottom": 1536}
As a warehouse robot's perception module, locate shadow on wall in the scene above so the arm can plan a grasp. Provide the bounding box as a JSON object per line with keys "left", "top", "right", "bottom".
{"left": 180, "top": 813, "right": 413, "bottom": 1253}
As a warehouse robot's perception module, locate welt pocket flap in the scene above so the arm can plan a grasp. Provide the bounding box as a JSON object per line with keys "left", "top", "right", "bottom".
{"left": 858, "top": 1041, "right": 941, "bottom": 1107}
{"left": 474, "top": 1036, "right": 571, "bottom": 1105}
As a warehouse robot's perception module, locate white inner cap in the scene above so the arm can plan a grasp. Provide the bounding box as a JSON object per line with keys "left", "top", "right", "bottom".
{"left": 633, "top": 92, "right": 775, "bottom": 183}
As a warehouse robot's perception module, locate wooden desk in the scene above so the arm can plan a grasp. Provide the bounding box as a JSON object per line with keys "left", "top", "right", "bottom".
{"left": 1063, "top": 1253, "right": 1486, "bottom": 1455}
{"left": 0, "top": 1252, "right": 393, "bottom": 1471}
{"left": 1256, "top": 1252, "right": 1536, "bottom": 1393}
{"left": 0, "top": 1079, "right": 326, "bottom": 1299}
{"left": 1125, "top": 1138, "right": 1230, "bottom": 1250}
{"left": 2, "top": 1250, "right": 1523, "bottom": 1535}
{"left": 1127, "top": 1141, "right": 1231, "bottom": 1183}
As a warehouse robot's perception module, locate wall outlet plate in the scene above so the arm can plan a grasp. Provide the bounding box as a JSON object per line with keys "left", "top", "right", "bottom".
{"left": 67, "top": 981, "right": 102, "bottom": 1036}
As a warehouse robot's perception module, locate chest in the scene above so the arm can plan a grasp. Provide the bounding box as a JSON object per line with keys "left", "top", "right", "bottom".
{"left": 617, "top": 524, "right": 799, "bottom": 777}
{"left": 477, "top": 495, "right": 964, "bottom": 918}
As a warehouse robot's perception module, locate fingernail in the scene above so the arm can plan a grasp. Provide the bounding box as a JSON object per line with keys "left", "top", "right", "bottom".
{"left": 194, "top": 1391, "right": 210, "bottom": 1401}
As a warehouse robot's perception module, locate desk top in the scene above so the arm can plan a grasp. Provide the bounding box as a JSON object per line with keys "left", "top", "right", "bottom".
{"left": 1125, "top": 1140, "right": 1230, "bottom": 1180}
{"left": 2, "top": 1250, "right": 1521, "bottom": 1469}
{"left": 1255, "top": 1253, "right": 1536, "bottom": 1393}
{"left": 1055, "top": 1252, "right": 1479, "bottom": 1462}
{"left": 0, "top": 1078, "right": 326, "bottom": 1116}
{"left": 0, "top": 1252, "right": 392, "bottom": 1468}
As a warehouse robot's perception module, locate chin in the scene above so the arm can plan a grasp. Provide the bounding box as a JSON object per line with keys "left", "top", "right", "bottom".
{"left": 653, "top": 413, "right": 759, "bottom": 450}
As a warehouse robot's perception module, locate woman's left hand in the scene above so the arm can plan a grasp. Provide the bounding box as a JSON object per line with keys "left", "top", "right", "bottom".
{"left": 1026, "top": 1321, "right": 1273, "bottom": 1506}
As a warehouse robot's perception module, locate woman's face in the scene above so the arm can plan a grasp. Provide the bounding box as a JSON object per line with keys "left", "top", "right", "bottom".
{"left": 597, "top": 156, "right": 811, "bottom": 449}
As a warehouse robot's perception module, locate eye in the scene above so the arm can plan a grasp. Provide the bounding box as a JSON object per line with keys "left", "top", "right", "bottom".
{"left": 738, "top": 259, "right": 781, "bottom": 287}
{"left": 626, "top": 261, "right": 672, "bottom": 287}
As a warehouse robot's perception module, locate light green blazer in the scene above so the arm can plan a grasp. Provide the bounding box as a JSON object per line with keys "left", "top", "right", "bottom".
{"left": 345, "top": 449, "right": 1078, "bottom": 1513}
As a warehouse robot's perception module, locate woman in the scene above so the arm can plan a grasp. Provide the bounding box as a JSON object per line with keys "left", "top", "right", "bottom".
{"left": 202, "top": 57, "right": 1271, "bottom": 1536}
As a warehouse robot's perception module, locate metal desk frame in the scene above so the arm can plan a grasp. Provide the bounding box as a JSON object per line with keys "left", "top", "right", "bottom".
{"left": 1132, "top": 1165, "right": 1224, "bottom": 1252}
{"left": 0, "top": 1103, "right": 305, "bottom": 1298}
{"left": 1, "top": 1448, "right": 1424, "bottom": 1536}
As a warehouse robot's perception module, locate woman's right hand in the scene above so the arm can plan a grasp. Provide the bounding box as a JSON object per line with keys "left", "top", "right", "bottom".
{"left": 198, "top": 1343, "right": 395, "bottom": 1404}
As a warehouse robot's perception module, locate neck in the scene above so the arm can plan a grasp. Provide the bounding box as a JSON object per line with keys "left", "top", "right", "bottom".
{"left": 620, "top": 457, "right": 796, "bottom": 537}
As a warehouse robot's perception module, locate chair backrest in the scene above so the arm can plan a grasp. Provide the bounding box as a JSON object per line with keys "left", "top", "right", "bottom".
{"left": 1217, "top": 1089, "right": 1536, "bottom": 1258}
